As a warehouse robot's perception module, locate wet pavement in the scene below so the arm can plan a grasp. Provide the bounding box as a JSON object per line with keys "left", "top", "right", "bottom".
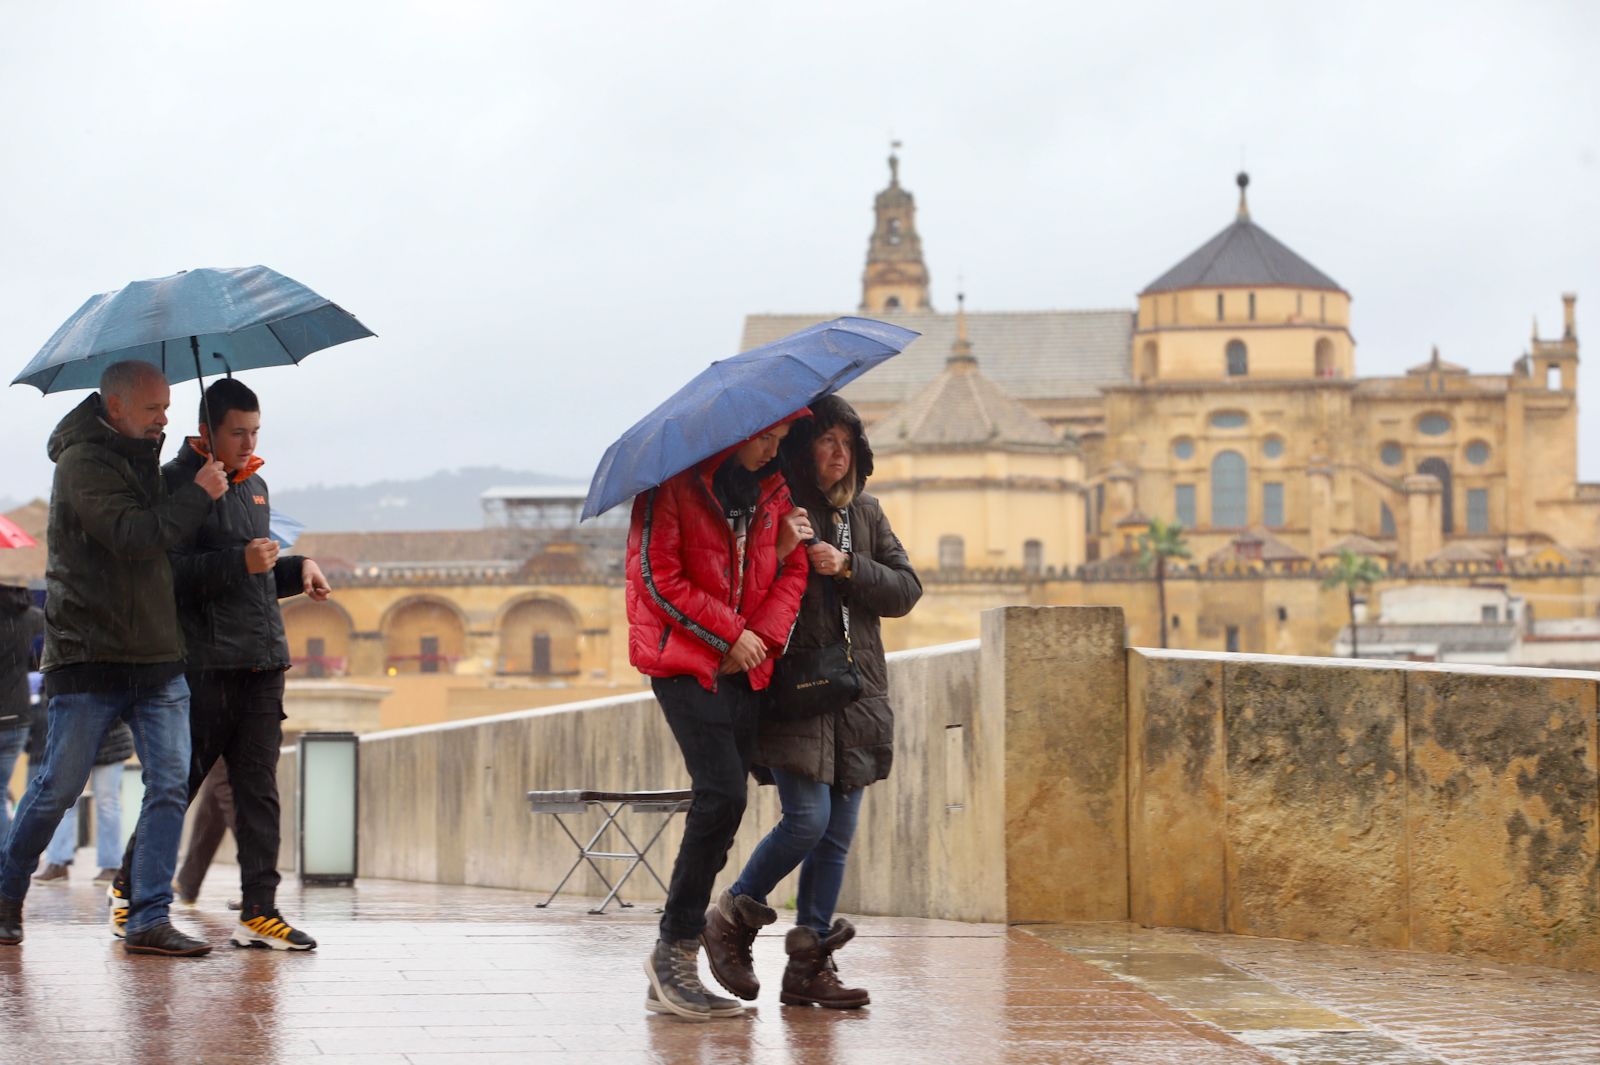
{"left": 0, "top": 870, "right": 1593, "bottom": 1064}
{"left": 1032, "top": 924, "right": 1600, "bottom": 1065}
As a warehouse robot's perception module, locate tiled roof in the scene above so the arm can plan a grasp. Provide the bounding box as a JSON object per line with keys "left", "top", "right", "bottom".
{"left": 870, "top": 358, "right": 1071, "bottom": 453}
{"left": 1319, "top": 534, "right": 1394, "bottom": 558}
{"left": 740, "top": 310, "right": 1133, "bottom": 406}
{"left": 1208, "top": 528, "right": 1309, "bottom": 564}
{"left": 1427, "top": 542, "right": 1495, "bottom": 564}
{"left": 1142, "top": 217, "right": 1341, "bottom": 295}
{"left": 297, "top": 529, "right": 545, "bottom": 568}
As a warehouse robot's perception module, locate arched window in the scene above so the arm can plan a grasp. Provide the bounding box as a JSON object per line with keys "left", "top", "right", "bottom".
{"left": 1226, "top": 340, "right": 1248, "bottom": 377}
{"left": 1210, "top": 451, "right": 1248, "bottom": 528}
{"left": 887, "top": 217, "right": 902, "bottom": 245}
{"left": 1380, "top": 502, "right": 1397, "bottom": 538}
{"left": 499, "top": 598, "right": 580, "bottom": 676}
{"left": 1417, "top": 457, "right": 1454, "bottom": 535}
{"left": 1248, "top": 293, "right": 1256, "bottom": 321}
{"left": 938, "top": 535, "right": 965, "bottom": 570}
{"left": 1023, "top": 540, "right": 1043, "bottom": 576}
{"left": 883, "top": 295, "right": 901, "bottom": 311}
{"left": 283, "top": 601, "right": 354, "bottom": 678}
{"left": 1139, "top": 341, "right": 1159, "bottom": 382}
{"left": 1314, "top": 338, "right": 1335, "bottom": 377}
{"left": 383, "top": 598, "right": 466, "bottom": 675}
{"left": 1547, "top": 365, "right": 1561, "bottom": 390}
{"left": 1216, "top": 293, "right": 1225, "bottom": 321}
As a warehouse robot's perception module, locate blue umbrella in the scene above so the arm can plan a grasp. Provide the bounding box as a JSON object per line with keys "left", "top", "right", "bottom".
{"left": 12, "top": 265, "right": 374, "bottom": 397}
{"left": 582, "top": 316, "right": 919, "bottom": 520}
{"left": 269, "top": 509, "right": 306, "bottom": 550}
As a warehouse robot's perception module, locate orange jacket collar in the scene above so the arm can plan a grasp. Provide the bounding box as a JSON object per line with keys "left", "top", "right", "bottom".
{"left": 187, "top": 437, "right": 265, "bottom": 484}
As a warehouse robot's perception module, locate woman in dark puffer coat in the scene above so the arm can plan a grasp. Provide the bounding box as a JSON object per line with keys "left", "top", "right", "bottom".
{"left": 703, "top": 395, "right": 922, "bottom": 1009}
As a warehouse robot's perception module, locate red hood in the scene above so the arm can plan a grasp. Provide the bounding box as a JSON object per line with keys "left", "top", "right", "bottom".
{"left": 187, "top": 436, "right": 265, "bottom": 484}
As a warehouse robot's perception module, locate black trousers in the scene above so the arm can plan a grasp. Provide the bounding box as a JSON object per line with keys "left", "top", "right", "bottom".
{"left": 652, "top": 673, "right": 759, "bottom": 942}
{"left": 175, "top": 757, "right": 235, "bottom": 901}
{"left": 121, "top": 669, "right": 285, "bottom": 912}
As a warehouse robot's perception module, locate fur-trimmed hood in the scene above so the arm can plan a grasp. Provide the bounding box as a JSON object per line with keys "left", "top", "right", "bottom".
{"left": 780, "top": 394, "right": 874, "bottom": 508}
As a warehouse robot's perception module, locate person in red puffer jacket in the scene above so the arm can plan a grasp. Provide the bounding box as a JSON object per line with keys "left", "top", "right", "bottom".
{"left": 626, "top": 411, "right": 812, "bottom": 1021}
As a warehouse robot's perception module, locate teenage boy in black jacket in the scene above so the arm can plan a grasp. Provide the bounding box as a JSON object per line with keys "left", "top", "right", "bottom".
{"left": 112, "top": 378, "right": 330, "bottom": 951}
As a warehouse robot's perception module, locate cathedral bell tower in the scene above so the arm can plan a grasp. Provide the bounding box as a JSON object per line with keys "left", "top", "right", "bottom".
{"left": 860, "top": 145, "right": 932, "bottom": 314}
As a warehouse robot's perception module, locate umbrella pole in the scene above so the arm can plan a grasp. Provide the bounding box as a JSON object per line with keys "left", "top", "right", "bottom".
{"left": 191, "top": 335, "right": 215, "bottom": 450}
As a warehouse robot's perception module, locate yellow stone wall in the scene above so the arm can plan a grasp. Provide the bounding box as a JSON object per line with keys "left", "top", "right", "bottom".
{"left": 871, "top": 447, "right": 1085, "bottom": 573}
{"left": 1134, "top": 286, "right": 1353, "bottom": 383}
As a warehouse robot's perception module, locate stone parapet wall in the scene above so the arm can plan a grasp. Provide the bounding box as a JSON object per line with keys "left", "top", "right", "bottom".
{"left": 341, "top": 641, "right": 996, "bottom": 924}
{"left": 1128, "top": 646, "right": 1598, "bottom": 971}
{"left": 328, "top": 605, "right": 1597, "bottom": 971}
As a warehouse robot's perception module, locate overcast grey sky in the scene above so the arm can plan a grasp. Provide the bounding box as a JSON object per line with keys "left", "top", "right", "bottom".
{"left": 2, "top": 0, "right": 1596, "bottom": 505}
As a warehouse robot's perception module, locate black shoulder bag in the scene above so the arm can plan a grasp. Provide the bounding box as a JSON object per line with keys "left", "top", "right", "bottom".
{"left": 767, "top": 509, "right": 863, "bottom": 721}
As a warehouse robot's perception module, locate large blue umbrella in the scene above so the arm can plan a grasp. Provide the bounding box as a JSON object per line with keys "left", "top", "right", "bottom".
{"left": 582, "top": 316, "right": 919, "bottom": 520}
{"left": 12, "top": 265, "right": 374, "bottom": 395}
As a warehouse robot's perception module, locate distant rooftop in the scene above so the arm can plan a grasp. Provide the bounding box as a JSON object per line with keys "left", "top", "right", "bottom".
{"left": 1142, "top": 173, "right": 1343, "bottom": 295}
{"left": 741, "top": 309, "right": 1134, "bottom": 407}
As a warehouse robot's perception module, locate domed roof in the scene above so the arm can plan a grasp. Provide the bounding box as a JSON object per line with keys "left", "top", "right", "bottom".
{"left": 1142, "top": 174, "right": 1342, "bottom": 295}
{"left": 873, "top": 297, "right": 1070, "bottom": 454}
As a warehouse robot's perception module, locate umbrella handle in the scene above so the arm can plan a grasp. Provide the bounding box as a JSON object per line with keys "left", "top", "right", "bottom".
{"left": 192, "top": 335, "right": 215, "bottom": 446}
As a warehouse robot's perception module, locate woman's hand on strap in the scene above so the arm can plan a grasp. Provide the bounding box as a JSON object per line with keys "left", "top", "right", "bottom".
{"left": 776, "top": 507, "right": 813, "bottom": 557}
{"left": 807, "top": 541, "right": 849, "bottom": 577}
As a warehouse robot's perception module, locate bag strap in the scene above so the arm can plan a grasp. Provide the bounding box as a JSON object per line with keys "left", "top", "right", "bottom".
{"left": 830, "top": 507, "right": 851, "bottom": 645}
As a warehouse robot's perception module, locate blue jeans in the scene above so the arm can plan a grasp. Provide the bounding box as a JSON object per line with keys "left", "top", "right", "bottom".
{"left": 0, "top": 725, "right": 27, "bottom": 844}
{"left": 0, "top": 677, "right": 190, "bottom": 934}
{"left": 730, "top": 768, "right": 863, "bottom": 935}
{"left": 44, "top": 761, "right": 124, "bottom": 868}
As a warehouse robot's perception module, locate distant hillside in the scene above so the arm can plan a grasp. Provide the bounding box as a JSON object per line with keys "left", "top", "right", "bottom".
{"left": 272, "top": 466, "right": 583, "bottom": 533}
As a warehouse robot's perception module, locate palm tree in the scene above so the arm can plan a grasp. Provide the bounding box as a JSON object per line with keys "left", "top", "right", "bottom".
{"left": 1138, "top": 517, "right": 1191, "bottom": 649}
{"left": 1322, "top": 548, "right": 1385, "bottom": 658}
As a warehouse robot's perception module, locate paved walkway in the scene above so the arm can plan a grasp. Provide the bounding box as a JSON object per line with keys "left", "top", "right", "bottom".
{"left": 1, "top": 872, "right": 1594, "bottom": 1064}
{"left": 1032, "top": 924, "right": 1600, "bottom": 1065}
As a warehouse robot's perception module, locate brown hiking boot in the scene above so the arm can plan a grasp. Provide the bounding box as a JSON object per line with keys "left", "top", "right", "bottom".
{"left": 781, "top": 919, "right": 870, "bottom": 1009}
{"left": 700, "top": 888, "right": 776, "bottom": 1001}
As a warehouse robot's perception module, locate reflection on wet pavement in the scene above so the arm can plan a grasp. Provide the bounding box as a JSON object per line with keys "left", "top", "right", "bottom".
{"left": 0, "top": 873, "right": 1275, "bottom": 1065}
{"left": 1029, "top": 923, "right": 1600, "bottom": 1065}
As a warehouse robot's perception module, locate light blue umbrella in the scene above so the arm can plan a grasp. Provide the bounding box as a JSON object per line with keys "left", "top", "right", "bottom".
{"left": 12, "top": 265, "right": 374, "bottom": 395}
{"left": 582, "top": 316, "right": 919, "bottom": 520}
{"left": 269, "top": 509, "right": 306, "bottom": 550}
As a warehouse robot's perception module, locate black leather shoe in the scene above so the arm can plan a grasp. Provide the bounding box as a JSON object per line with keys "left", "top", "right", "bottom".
{"left": 123, "top": 921, "right": 212, "bottom": 957}
{"left": 0, "top": 896, "right": 21, "bottom": 946}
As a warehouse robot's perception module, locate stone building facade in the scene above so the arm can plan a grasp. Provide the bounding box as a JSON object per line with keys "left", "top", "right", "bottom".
{"left": 745, "top": 156, "right": 1600, "bottom": 577}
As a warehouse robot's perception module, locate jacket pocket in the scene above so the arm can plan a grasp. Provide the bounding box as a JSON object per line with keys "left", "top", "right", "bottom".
{"left": 658, "top": 626, "right": 672, "bottom": 653}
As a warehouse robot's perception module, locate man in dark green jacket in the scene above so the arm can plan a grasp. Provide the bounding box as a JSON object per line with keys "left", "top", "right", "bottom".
{"left": 0, "top": 360, "right": 226, "bottom": 955}
{"left": 113, "top": 377, "right": 327, "bottom": 951}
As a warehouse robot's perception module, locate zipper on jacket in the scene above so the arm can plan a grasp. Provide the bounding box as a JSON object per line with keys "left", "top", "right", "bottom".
{"left": 693, "top": 476, "right": 742, "bottom": 609}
